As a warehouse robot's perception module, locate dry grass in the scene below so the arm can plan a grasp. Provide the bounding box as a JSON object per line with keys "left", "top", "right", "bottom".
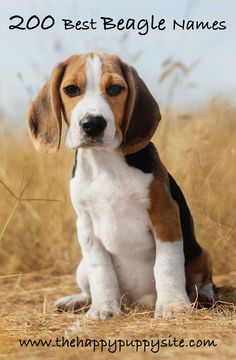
{"left": 0, "top": 100, "right": 236, "bottom": 359}
{"left": 0, "top": 272, "right": 235, "bottom": 359}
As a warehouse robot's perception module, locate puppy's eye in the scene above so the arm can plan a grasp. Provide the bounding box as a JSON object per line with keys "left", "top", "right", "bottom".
{"left": 63, "top": 85, "right": 81, "bottom": 97}
{"left": 106, "top": 84, "right": 124, "bottom": 97}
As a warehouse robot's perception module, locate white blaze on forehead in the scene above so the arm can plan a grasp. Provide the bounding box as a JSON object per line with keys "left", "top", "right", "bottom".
{"left": 85, "top": 56, "right": 102, "bottom": 94}
{"left": 65, "top": 54, "right": 119, "bottom": 149}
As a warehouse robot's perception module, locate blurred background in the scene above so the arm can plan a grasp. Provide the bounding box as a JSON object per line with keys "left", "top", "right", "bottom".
{"left": 0, "top": 0, "right": 235, "bottom": 276}
{"left": 1, "top": 0, "right": 236, "bottom": 119}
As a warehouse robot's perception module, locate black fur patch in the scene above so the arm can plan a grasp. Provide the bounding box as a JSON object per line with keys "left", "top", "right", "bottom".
{"left": 168, "top": 173, "right": 202, "bottom": 263}
{"left": 125, "top": 142, "right": 157, "bottom": 174}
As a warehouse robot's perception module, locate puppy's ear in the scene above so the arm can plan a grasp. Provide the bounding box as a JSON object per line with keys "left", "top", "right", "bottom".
{"left": 27, "top": 63, "right": 66, "bottom": 155}
{"left": 120, "top": 61, "right": 161, "bottom": 155}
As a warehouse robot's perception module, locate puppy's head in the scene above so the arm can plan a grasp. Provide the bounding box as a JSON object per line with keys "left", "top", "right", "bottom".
{"left": 28, "top": 52, "right": 161, "bottom": 155}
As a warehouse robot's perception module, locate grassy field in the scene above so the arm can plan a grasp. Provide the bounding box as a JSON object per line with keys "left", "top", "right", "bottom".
{"left": 0, "top": 101, "right": 235, "bottom": 359}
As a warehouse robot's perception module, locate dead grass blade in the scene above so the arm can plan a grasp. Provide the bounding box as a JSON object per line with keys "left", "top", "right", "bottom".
{"left": 0, "top": 178, "right": 62, "bottom": 241}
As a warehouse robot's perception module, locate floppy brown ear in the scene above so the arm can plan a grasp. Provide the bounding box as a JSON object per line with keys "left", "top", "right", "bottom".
{"left": 120, "top": 61, "right": 161, "bottom": 155}
{"left": 27, "top": 63, "right": 66, "bottom": 155}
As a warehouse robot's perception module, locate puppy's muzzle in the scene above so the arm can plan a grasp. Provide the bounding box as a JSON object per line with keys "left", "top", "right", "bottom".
{"left": 81, "top": 115, "right": 107, "bottom": 138}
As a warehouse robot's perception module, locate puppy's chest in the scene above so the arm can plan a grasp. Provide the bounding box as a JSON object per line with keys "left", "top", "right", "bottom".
{"left": 70, "top": 149, "right": 154, "bottom": 252}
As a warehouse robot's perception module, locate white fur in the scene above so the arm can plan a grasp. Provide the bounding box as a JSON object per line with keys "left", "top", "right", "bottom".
{"left": 69, "top": 148, "right": 156, "bottom": 318}
{"left": 153, "top": 239, "right": 190, "bottom": 318}
{"left": 76, "top": 212, "right": 121, "bottom": 319}
{"left": 65, "top": 55, "right": 119, "bottom": 149}
{"left": 55, "top": 148, "right": 192, "bottom": 319}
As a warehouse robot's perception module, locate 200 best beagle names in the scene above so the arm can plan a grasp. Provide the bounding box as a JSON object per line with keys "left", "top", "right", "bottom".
{"left": 9, "top": 15, "right": 227, "bottom": 35}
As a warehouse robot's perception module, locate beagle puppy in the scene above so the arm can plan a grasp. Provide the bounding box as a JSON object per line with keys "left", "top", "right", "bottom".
{"left": 28, "top": 52, "right": 214, "bottom": 319}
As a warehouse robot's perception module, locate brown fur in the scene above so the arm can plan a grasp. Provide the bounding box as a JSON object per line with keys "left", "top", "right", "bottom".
{"left": 147, "top": 151, "right": 213, "bottom": 303}
{"left": 149, "top": 165, "right": 213, "bottom": 304}
{"left": 60, "top": 55, "right": 87, "bottom": 123}
{"left": 118, "top": 60, "right": 161, "bottom": 155}
{"left": 28, "top": 63, "right": 66, "bottom": 154}
{"left": 148, "top": 152, "right": 183, "bottom": 242}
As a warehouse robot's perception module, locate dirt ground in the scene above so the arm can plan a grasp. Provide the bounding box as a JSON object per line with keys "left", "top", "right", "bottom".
{"left": 0, "top": 271, "right": 235, "bottom": 360}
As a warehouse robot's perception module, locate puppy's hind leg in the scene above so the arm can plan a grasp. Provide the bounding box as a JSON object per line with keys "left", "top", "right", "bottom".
{"left": 186, "top": 249, "right": 214, "bottom": 308}
{"left": 55, "top": 259, "right": 91, "bottom": 312}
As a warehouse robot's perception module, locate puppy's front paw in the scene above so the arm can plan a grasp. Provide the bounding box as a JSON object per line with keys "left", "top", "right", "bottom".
{"left": 154, "top": 296, "right": 190, "bottom": 319}
{"left": 86, "top": 300, "right": 120, "bottom": 320}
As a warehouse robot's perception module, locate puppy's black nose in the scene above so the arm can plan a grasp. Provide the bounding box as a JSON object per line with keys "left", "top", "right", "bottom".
{"left": 81, "top": 116, "right": 107, "bottom": 137}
